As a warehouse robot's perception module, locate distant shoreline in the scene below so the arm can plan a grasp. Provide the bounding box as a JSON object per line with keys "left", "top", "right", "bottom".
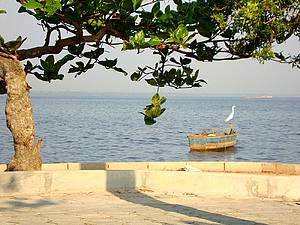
{"left": 24, "top": 91, "right": 300, "bottom": 98}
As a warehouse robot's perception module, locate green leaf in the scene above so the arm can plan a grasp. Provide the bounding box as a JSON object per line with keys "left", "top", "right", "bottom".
{"left": 18, "top": 6, "right": 28, "bottom": 13}
{"left": 88, "top": 18, "right": 104, "bottom": 27}
{"left": 144, "top": 115, "right": 156, "bottom": 125}
{"left": 98, "top": 58, "right": 118, "bottom": 68}
{"left": 132, "top": 0, "right": 142, "bottom": 11}
{"left": 135, "top": 30, "right": 145, "bottom": 45}
{"left": 68, "top": 67, "right": 80, "bottom": 73}
{"left": 55, "top": 54, "right": 75, "bottom": 70}
{"left": 158, "top": 12, "right": 173, "bottom": 23}
{"left": 180, "top": 57, "right": 192, "bottom": 65}
{"left": 113, "top": 67, "right": 128, "bottom": 75}
{"left": 148, "top": 36, "right": 160, "bottom": 46}
{"left": 169, "top": 24, "right": 189, "bottom": 45}
{"left": 76, "top": 61, "right": 85, "bottom": 69}
{"left": 151, "top": 93, "right": 160, "bottom": 105}
{"left": 130, "top": 72, "right": 141, "bottom": 81}
{"left": 68, "top": 61, "right": 94, "bottom": 76}
{"left": 160, "top": 96, "right": 167, "bottom": 105}
{"left": 122, "top": 41, "right": 134, "bottom": 50}
{"left": 170, "top": 57, "right": 180, "bottom": 64}
{"left": 40, "top": 55, "right": 56, "bottom": 72}
{"left": 46, "top": 55, "right": 55, "bottom": 65}
{"left": 0, "top": 9, "right": 7, "bottom": 14}
{"left": 2, "top": 36, "right": 26, "bottom": 52}
{"left": 45, "top": 0, "right": 62, "bottom": 15}
{"left": 83, "top": 48, "right": 104, "bottom": 59}
{"left": 275, "top": 52, "right": 286, "bottom": 61}
{"left": 151, "top": 2, "right": 160, "bottom": 16}
{"left": 23, "top": 0, "right": 43, "bottom": 10}
{"left": 146, "top": 78, "right": 158, "bottom": 86}
{"left": 68, "top": 43, "right": 85, "bottom": 56}
{"left": 176, "top": 24, "right": 188, "bottom": 40}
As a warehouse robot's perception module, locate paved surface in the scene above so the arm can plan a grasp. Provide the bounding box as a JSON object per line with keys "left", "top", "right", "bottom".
{"left": 0, "top": 190, "right": 299, "bottom": 225}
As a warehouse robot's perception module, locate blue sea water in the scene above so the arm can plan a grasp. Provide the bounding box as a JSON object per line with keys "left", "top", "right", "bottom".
{"left": 0, "top": 94, "right": 300, "bottom": 163}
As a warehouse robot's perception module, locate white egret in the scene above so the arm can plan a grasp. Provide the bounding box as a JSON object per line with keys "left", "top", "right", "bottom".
{"left": 225, "top": 105, "right": 236, "bottom": 123}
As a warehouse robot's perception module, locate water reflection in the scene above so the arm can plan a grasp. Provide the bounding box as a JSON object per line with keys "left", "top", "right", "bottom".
{"left": 188, "top": 147, "right": 237, "bottom": 161}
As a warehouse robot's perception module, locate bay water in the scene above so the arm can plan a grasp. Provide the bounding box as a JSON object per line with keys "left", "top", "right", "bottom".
{"left": 0, "top": 94, "right": 299, "bottom": 163}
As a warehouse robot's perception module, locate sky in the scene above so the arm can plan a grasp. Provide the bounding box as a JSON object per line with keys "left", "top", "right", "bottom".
{"left": 0, "top": 1, "right": 299, "bottom": 96}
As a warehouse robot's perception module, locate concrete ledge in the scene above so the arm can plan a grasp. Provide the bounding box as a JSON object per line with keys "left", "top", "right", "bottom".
{"left": 67, "top": 162, "right": 106, "bottom": 170}
{"left": 1, "top": 162, "right": 300, "bottom": 200}
{"left": 41, "top": 163, "right": 68, "bottom": 171}
{"left": 0, "top": 169, "right": 299, "bottom": 201}
{"left": 1, "top": 162, "right": 300, "bottom": 174}
{"left": 139, "top": 171, "right": 300, "bottom": 200}
{"left": 188, "top": 161, "right": 225, "bottom": 172}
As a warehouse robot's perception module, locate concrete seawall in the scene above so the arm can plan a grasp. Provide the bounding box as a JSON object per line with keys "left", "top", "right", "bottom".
{"left": 0, "top": 162, "right": 299, "bottom": 200}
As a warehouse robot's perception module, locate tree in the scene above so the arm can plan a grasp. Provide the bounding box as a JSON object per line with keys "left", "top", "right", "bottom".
{"left": 0, "top": 0, "right": 299, "bottom": 171}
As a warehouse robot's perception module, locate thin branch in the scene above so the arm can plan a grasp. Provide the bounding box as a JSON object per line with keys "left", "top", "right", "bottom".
{"left": 43, "top": 21, "right": 78, "bottom": 47}
{"left": 55, "top": 13, "right": 83, "bottom": 37}
{"left": 141, "top": 0, "right": 162, "bottom": 8}
{"left": 212, "top": 57, "right": 243, "bottom": 61}
{"left": 43, "top": 22, "right": 52, "bottom": 46}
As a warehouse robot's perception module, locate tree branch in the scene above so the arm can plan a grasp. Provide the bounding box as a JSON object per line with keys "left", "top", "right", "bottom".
{"left": 17, "top": 28, "right": 108, "bottom": 60}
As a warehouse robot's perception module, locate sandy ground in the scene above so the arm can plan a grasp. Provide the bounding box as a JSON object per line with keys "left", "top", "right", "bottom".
{"left": 0, "top": 190, "right": 299, "bottom": 225}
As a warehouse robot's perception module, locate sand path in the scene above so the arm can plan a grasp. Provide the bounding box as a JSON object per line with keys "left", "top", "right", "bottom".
{"left": 0, "top": 191, "right": 299, "bottom": 225}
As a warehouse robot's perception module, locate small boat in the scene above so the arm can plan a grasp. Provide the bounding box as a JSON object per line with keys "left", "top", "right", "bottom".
{"left": 187, "top": 128, "right": 237, "bottom": 151}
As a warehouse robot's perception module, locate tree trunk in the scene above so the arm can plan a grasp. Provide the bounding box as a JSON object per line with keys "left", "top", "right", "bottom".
{"left": 0, "top": 53, "right": 42, "bottom": 171}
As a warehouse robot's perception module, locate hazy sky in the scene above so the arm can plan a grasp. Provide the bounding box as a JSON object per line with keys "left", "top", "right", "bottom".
{"left": 1, "top": 1, "right": 299, "bottom": 96}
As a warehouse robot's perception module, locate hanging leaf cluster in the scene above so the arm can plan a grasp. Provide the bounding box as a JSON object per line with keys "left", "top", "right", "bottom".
{"left": 141, "top": 93, "right": 166, "bottom": 125}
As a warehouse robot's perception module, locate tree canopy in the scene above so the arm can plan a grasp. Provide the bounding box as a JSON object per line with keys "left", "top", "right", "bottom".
{"left": 1, "top": 0, "right": 299, "bottom": 124}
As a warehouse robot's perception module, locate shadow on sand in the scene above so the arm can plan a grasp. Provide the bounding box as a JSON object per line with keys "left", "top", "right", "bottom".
{"left": 106, "top": 170, "right": 266, "bottom": 225}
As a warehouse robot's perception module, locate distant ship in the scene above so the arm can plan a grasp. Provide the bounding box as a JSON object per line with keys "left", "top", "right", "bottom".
{"left": 255, "top": 96, "right": 273, "bottom": 99}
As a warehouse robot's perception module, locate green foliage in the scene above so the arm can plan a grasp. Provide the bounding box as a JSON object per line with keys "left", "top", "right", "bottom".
{"left": 31, "top": 54, "right": 75, "bottom": 82}
{"left": 141, "top": 93, "right": 167, "bottom": 125}
{"left": 23, "top": 0, "right": 43, "bottom": 10}
{"left": 130, "top": 52, "right": 207, "bottom": 90}
{"left": 68, "top": 60, "right": 94, "bottom": 77}
{"left": 168, "top": 24, "right": 196, "bottom": 47}
{"left": 0, "top": 36, "right": 26, "bottom": 53}
{"left": 45, "top": 0, "right": 62, "bottom": 16}
{"left": 252, "top": 45, "right": 276, "bottom": 62}
{"left": 67, "top": 44, "right": 85, "bottom": 56}
{"left": 22, "top": 0, "right": 61, "bottom": 15}
{"left": 0, "top": 0, "right": 298, "bottom": 125}
{"left": 123, "top": 32, "right": 161, "bottom": 50}
{"left": 83, "top": 48, "right": 105, "bottom": 59}
{"left": 0, "top": 9, "right": 7, "bottom": 14}
{"left": 129, "top": 30, "right": 145, "bottom": 49}
{"left": 132, "top": 0, "right": 142, "bottom": 11}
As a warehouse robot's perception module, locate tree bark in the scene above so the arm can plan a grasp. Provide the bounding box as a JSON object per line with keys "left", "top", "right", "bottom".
{"left": 0, "top": 54, "right": 42, "bottom": 171}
